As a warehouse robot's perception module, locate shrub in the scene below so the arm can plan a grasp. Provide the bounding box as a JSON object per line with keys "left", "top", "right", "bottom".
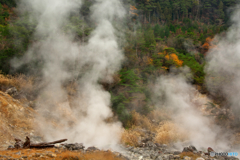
{"left": 154, "top": 121, "right": 187, "bottom": 144}
{"left": 178, "top": 53, "right": 205, "bottom": 84}
{"left": 111, "top": 93, "right": 132, "bottom": 128}
{"left": 121, "top": 128, "right": 140, "bottom": 147}
{"left": 131, "top": 111, "right": 156, "bottom": 132}
{"left": 119, "top": 69, "right": 142, "bottom": 93}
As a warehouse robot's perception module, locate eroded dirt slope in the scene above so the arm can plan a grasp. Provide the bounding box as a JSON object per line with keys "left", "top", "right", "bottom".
{"left": 0, "top": 91, "right": 37, "bottom": 150}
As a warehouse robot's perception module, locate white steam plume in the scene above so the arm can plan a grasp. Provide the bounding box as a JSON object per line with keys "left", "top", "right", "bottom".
{"left": 205, "top": 6, "right": 240, "bottom": 124}
{"left": 152, "top": 67, "right": 231, "bottom": 151}
{"left": 13, "top": 0, "right": 126, "bottom": 149}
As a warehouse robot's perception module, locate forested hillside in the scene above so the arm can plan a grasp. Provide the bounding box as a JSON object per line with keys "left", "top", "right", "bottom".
{"left": 0, "top": 0, "right": 238, "bottom": 127}
{"left": 133, "top": 0, "right": 236, "bottom": 24}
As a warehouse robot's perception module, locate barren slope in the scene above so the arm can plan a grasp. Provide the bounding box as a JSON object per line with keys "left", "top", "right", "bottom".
{"left": 0, "top": 91, "right": 37, "bottom": 150}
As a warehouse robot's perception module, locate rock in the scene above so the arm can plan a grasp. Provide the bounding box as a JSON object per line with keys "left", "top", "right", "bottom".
{"left": 155, "top": 156, "right": 163, "bottom": 160}
{"left": 7, "top": 145, "right": 14, "bottom": 150}
{"left": 21, "top": 156, "right": 28, "bottom": 159}
{"left": 5, "top": 87, "right": 18, "bottom": 96}
{"left": 142, "top": 137, "right": 151, "bottom": 143}
{"left": 150, "top": 154, "right": 158, "bottom": 159}
{"left": 54, "top": 144, "right": 61, "bottom": 148}
{"left": 173, "top": 151, "right": 181, "bottom": 155}
{"left": 207, "top": 147, "right": 214, "bottom": 153}
{"left": 173, "top": 155, "right": 180, "bottom": 159}
{"left": 146, "top": 141, "right": 157, "bottom": 149}
{"left": 162, "top": 155, "right": 169, "bottom": 159}
{"left": 33, "top": 153, "right": 42, "bottom": 157}
{"left": 64, "top": 143, "right": 85, "bottom": 151}
{"left": 47, "top": 153, "right": 57, "bottom": 158}
{"left": 15, "top": 151, "right": 21, "bottom": 155}
{"left": 183, "top": 147, "right": 190, "bottom": 152}
{"left": 155, "top": 143, "right": 162, "bottom": 147}
{"left": 162, "top": 144, "right": 168, "bottom": 148}
{"left": 182, "top": 146, "right": 197, "bottom": 153}
{"left": 169, "top": 154, "right": 174, "bottom": 160}
{"left": 127, "top": 146, "right": 134, "bottom": 151}
{"left": 183, "top": 156, "right": 192, "bottom": 160}
{"left": 189, "top": 145, "right": 197, "bottom": 151}
{"left": 86, "top": 146, "right": 100, "bottom": 152}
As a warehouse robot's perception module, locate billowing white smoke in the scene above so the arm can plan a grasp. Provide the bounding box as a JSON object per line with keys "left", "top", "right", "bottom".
{"left": 152, "top": 67, "right": 231, "bottom": 151}
{"left": 205, "top": 6, "right": 240, "bottom": 123}
{"left": 13, "top": 0, "right": 126, "bottom": 149}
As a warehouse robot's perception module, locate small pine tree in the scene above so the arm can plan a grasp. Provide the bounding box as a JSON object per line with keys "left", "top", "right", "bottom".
{"left": 144, "top": 28, "right": 156, "bottom": 48}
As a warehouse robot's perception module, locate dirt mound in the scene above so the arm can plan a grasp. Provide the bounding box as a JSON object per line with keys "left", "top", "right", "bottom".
{"left": 0, "top": 91, "right": 37, "bottom": 150}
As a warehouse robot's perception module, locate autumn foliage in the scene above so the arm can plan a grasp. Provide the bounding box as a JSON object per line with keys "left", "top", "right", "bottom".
{"left": 130, "top": 5, "right": 138, "bottom": 16}
{"left": 165, "top": 53, "right": 183, "bottom": 66}
{"left": 158, "top": 48, "right": 183, "bottom": 68}
{"left": 202, "top": 37, "right": 218, "bottom": 55}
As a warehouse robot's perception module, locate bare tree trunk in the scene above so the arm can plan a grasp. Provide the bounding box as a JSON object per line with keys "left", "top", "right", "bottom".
{"left": 149, "top": 12, "right": 150, "bottom": 23}
{"left": 136, "top": 46, "right": 138, "bottom": 58}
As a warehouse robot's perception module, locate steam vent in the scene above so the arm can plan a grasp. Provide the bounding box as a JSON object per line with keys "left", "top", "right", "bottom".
{"left": 0, "top": 0, "right": 240, "bottom": 159}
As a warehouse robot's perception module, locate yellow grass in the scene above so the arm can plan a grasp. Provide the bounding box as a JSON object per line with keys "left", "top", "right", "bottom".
{"left": 121, "top": 128, "right": 140, "bottom": 147}
{"left": 131, "top": 111, "right": 157, "bottom": 132}
{"left": 154, "top": 121, "right": 187, "bottom": 144}
{"left": 180, "top": 152, "right": 201, "bottom": 159}
{"left": 0, "top": 149, "right": 124, "bottom": 160}
{"left": 147, "top": 109, "right": 172, "bottom": 123}
{"left": 0, "top": 73, "right": 34, "bottom": 93}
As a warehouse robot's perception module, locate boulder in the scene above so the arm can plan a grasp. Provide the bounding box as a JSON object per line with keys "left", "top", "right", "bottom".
{"left": 5, "top": 87, "right": 18, "bottom": 96}
{"left": 64, "top": 143, "right": 85, "bottom": 151}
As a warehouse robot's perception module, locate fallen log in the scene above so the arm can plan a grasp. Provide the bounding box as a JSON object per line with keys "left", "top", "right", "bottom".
{"left": 33, "top": 139, "right": 68, "bottom": 146}
{"left": 30, "top": 144, "right": 55, "bottom": 148}
{"left": 12, "top": 137, "right": 67, "bottom": 149}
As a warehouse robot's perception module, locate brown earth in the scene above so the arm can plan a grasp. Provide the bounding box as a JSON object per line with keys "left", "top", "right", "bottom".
{"left": 0, "top": 148, "right": 124, "bottom": 160}
{"left": 0, "top": 91, "right": 37, "bottom": 150}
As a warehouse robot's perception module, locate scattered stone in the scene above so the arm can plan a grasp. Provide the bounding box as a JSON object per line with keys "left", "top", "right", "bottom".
{"left": 47, "top": 153, "right": 57, "bottom": 158}
{"left": 150, "top": 153, "right": 158, "bottom": 159}
{"left": 33, "top": 153, "right": 42, "bottom": 157}
{"left": 173, "top": 151, "right": 181, "bottom": 155}
{"left": 207, "top": 147, "right": 214, "bottom": 153}
{"left": 21, "top": 156, "right": 28, "bottom": 159}
{"left": 174, "top": 155, "right": 180, "bottom": 159}
{"left": 156, "top": 156, "right": 163, "bottom": 160}
{"left": 162, "top": 144, "right": 168, "bottom": 148}
{"left": 14, "top": 138, "right": 23, "bottom": 149}
{"left": 86, "top": 146, "right": 99, "bottom": 152}
{"left": 64, "top": 143, "right": 85, "bottom": 151}
{"left": 15, "top": 151, "right": 21, "bottom": 155}
{"left": 184, "top": 156, "right": 192, "bottom": 160}
{"left": 5, "top": 87, "right": 18, "bottom": 96}
{"left": 189, "top": 145, "right": 197, "bottom": 151}
{"left": 169, "top": 154, "right": 174, "bottom": 159}
{"left": 182, "top": 147, "right": 190, "bottom": 152}
{"left": 7, "top": 145, "right": 14, "bottom": 150}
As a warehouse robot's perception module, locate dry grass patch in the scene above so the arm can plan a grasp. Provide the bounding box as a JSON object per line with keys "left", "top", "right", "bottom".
{"left": 131, "top": 111, "right": 157, "bottom": 132}
{"left": 77, "top": 151, "right": 123, "bottom": 160}
{"left": 147, "top": 109, "right": 172, "bottom": 123}
{"left": 121, "top": 128, "right": 140, "bottom": 147}
{"left": 154, "top": 121, "right": 187, "bottom": 144}
{"left": 180, "top": 152, "right": 201, "bottom": 160}
{"left": 0, "top": 149, "right": 124, "bottom": 160}
{"left": 0, "top": 73, "right": 34, "bottom": 92}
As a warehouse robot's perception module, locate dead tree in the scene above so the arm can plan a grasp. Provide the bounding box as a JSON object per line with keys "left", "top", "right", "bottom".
{"left": 12, "top": 137, "right": 67, "bottom": 149}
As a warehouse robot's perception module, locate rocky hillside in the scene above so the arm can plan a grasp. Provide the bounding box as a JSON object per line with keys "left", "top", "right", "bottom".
{"left": 0, "top": 91, "right": 40, "bottom": 150}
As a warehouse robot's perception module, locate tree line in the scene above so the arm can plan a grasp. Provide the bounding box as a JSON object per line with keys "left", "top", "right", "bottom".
{"left": 133, "top": 0, "right": 237, "bottom": 25}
